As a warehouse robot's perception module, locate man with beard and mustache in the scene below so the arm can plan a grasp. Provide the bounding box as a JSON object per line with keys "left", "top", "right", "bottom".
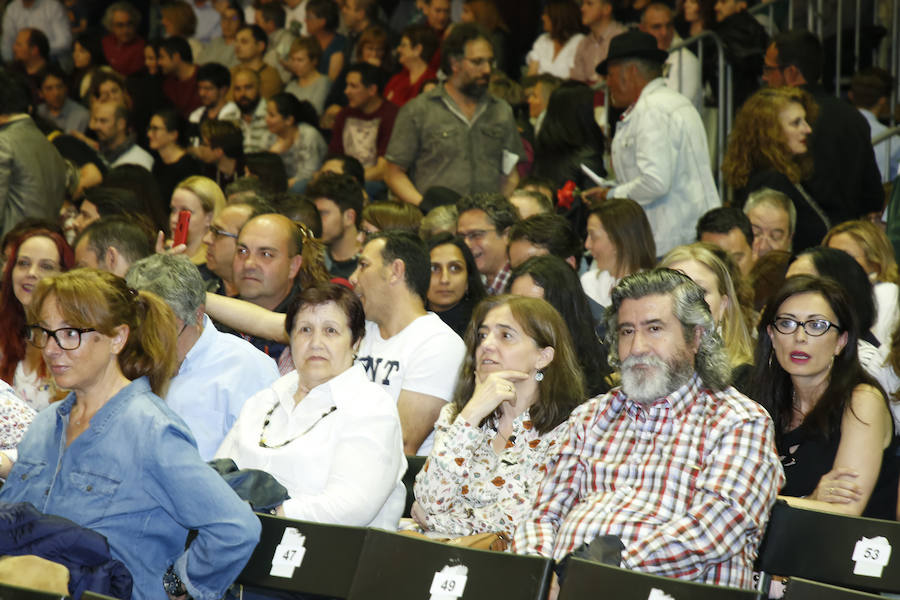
{"left": 513, "top": 268, "right": 784, "bottom": 597}
{"left": 232, "top": 66, "right": 275, "bottom": 154}
{"left": 384, "top": 23, "right": 523, "bottom": 207}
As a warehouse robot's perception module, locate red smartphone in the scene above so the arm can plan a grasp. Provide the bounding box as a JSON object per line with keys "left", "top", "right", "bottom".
{"left": 173, "top": 210, "right": 191, "bottom": 247}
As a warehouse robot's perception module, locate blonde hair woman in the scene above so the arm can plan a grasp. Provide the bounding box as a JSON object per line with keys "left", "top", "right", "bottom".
{"left": 170, "top": 176, "right": 226, "bottom": 265}
{"left": 660, "top": 243, "right": 755, "bottom": 370}
{"left": 824, "top": 220, "right": 900, "bottom": 349}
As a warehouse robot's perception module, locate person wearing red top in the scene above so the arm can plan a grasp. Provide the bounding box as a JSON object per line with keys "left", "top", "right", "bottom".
{"left": 101, "top": 2, "right": 146, "bottom": 77}
{"left": 384, "top": 24, "right": 438, "bottom": 108}
{"left": 329, "top": 62, "right": 397, "bottom": 192}
{"left": 158, "top": 36, "right": 203, "bottom": 118}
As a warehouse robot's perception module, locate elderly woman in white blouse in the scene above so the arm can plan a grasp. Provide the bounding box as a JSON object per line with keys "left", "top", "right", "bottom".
{"left": 216, "top": 283, "right": 406, "bottom": 528}
{"left": 412, "top": 295, "right": 585, "bottom": 538}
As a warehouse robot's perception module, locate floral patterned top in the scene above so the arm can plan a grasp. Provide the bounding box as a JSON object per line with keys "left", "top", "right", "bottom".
{"left": 14, "top": 361, "right": 60, "bottom": 412}
{"left": 414, "top": 403, "right": 568, "bottom": 538}
{"left": 0, "top": 379, "right": 36, "bottom": 451}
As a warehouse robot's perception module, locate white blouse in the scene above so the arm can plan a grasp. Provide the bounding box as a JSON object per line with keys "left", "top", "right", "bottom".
{"left": 216, "top": 364, "right": 407, "bottom": 530}
{"left": 526, "top": 32, "right": 585, "bottom": 79}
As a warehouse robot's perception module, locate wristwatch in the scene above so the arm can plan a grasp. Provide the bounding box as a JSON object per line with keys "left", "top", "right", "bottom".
{"left": 163, "top": 565, "right": 189, "bottom": 598}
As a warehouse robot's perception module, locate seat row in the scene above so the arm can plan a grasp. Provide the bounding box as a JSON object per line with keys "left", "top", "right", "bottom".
{"left": 2, "top": 501, "right": 898, "bottom": 599}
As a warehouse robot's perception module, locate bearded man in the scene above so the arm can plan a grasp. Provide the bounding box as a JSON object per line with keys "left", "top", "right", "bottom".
{"left": 513, "top": 268, "right": 784, "bottom": 597}
{"left": 384, "top": 23, "right": 523, "bottom": 207}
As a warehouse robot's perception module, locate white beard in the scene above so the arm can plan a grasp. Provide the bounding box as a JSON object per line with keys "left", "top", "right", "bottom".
{"left": 620, "top": 352, "right": 694, "bottom": 404}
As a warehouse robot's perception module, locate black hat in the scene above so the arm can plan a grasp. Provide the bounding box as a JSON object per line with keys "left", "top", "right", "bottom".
{"left": 596, "top": 30, "right": 668, "bottom": 76}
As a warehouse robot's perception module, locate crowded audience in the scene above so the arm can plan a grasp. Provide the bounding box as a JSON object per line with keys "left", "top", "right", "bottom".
{"left": 1, "top": 0, "right": 899, "bottom": 597}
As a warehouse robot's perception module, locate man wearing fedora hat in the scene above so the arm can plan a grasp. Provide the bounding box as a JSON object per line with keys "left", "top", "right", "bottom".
{"left": 590, "top": 29, "right": 719, "bottom": 256}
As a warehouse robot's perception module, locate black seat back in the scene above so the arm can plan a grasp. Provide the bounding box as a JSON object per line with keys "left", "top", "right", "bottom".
{"left": 237, "top": 513, "right": 368, "bottom": 598}
{"left": 347, "top": 529, "right": 552, "bottom": 600}
{"left": 557, "top": 558, "right": 759, "bottom": 600}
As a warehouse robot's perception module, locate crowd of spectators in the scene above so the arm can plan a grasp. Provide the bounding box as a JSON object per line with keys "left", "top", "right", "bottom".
{"left": 0, "top": 0, "right": 898, "bottom": 598}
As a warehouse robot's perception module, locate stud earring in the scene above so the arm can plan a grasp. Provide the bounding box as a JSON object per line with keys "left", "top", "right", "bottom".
{"left": 534, "top": 369, "right": 544, "bottom": 382}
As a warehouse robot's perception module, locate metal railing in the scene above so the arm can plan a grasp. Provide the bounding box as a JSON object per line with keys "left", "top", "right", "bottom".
{"left": 669, "top": 31, "right": 733, "bottom": 191}
{"left": 680, "top": 0, "right": 900, "bottom": 186}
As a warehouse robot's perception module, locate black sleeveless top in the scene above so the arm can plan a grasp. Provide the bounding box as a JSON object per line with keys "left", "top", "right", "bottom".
{"left": 778, "top": 421, "right": 900, "bottom": 520}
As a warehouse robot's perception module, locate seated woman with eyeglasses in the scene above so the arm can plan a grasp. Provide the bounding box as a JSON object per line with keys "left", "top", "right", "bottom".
{"left": 752, "top": 275, "right": 899, "bottom": 518}
{"left": 215, "top": 282, "right": 407, "bottom": 528}
{"left": 0, "top": 269, "right": 260, "bottom": 600}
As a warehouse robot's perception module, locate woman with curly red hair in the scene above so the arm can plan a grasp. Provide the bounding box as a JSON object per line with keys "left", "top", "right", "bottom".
{"left": 0, "top": 229, "right": 74, "bottom": 410}
{"left": 722, "top": 86, "right": 827, "bottom": 252}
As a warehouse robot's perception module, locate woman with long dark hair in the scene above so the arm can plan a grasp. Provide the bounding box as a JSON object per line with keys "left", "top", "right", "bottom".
{"left": 266, "top": 92, "right": 327, "bottom": 185}
{"left": 425, "top": 233, "right": 486, "bottom": 337}
{"left": 752, "top": 275, "right": 898, "bottom": 519}
{"left": 532, "top": 82, "right": 606, "bottom": 192}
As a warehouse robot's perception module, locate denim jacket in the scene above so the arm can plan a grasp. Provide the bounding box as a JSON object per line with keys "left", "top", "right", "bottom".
{"left": 0, "top": 377, "right": 261, "bottom": 600}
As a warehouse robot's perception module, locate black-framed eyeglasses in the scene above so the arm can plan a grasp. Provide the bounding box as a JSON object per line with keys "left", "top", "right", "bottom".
{"left": 458, "top": 229, "right": 491, "bottom": 243}
{"left": 26, "top": 325, "right": 96, "bottom": 350}
{"left": 208, "top": 225, "right": 238, "bottom": 240}
{"left": 772, "top": 317, "right": 841, "bottom": 337}
{"left": 464, "top": 56, "right": 496, "bottom": 69}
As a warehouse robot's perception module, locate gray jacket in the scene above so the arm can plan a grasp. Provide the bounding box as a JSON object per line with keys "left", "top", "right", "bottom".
{"left": 0, "top": 115, "right": 67, "bottom": 237}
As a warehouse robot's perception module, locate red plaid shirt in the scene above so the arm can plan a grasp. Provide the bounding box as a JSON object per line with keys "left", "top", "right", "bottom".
{"left": 485, "top": 262, "right": 512, "bottom": 296}
{"left": 511, "top": 375, "right": 784, "bottom": 589}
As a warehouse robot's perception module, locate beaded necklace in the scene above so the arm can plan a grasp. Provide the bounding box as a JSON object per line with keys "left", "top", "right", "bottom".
{"left": 258, "top": 404, "right": 337, "bottom": 448}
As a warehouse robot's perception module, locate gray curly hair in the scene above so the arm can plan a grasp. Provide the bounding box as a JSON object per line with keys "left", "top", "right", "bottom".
{"left": 604, "top": 268, "right": 732, "bottom": 391}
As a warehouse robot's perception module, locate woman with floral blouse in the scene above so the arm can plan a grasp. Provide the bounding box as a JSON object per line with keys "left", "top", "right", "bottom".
{"left": 412, "top": 295, "right": 586, "bottom": 538}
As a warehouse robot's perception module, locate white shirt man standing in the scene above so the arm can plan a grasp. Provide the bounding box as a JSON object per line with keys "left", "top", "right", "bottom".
{"left": 591, "top": 30, "right": 719, "bottom": 255}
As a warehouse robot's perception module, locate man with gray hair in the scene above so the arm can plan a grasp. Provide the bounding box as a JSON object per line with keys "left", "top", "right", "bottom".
{"left": 126, "top": 254, "right": 279, "bottom": 459}
{"left": 591, "top": 30, "right": 719, "bottom": 255}
{"left": 743, "top": 187, "right": 796, "bottom": 259}
{"left": 513, "top": 268, "right": 783, "bottom": 593}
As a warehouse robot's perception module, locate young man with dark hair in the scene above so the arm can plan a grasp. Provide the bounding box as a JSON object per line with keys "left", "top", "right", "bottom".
{"left": 233, "top": 24, "right": 283, "bottom": 99}
{"left": 349, "top": 229, "right": 465, "bottom": 455}
{"left": 850, "top": 67, "right": 899, "bottom": 182}
{"left": 73, "top": 215, "right": 154, "bottom": 277}
{"left": 36, "top": 65, "right": 89, "bottom": 132}
{"left": 316, "top": 153, "right": 365, "bottom": 187}
{"left": 257, "top": 3, "right": 295, "bottom": 83}
{"left": 696, "top": 206, "right": 755, "bottom": 276}
{"left": 188, "top": 62, "right": 240, "bottom": 149}
{"left": 11, "top": 28, "right": 48, "bottom": 102}
{"left": 199, "top": 119, "right": 244, "bottom": 187}
{"left": 306, "top": 171, "right": 364, "bottom": 278}
{"left": 158, "top": 36, "right": 202, "bottom": 117}
{"left": 507, "top": 213, "right": 581, "bottom": 270}
{"left": 329, "top": 62, "right": 398, "bottom": 192}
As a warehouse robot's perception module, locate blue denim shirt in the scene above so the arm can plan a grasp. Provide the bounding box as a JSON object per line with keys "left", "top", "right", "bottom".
{"left": 0, "top": 378, "right": 261, "bottom": 600}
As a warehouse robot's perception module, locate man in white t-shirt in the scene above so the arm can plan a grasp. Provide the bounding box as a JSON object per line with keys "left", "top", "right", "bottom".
{"left": 349, "top": 230, "right": 466, "bottom": 455}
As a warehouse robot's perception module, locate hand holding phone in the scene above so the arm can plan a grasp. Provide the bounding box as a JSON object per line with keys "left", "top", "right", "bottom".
{"left": 173, "top": 210, "right": 191, "bottom": 247}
